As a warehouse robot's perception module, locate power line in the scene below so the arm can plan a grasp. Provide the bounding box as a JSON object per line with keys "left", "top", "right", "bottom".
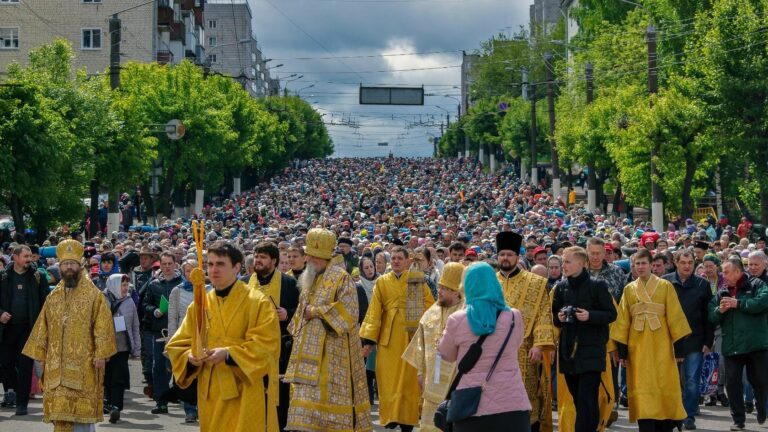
{"left": 270, "top": 49, "right": 464, "bottom": 61}
{"left": 261, "top": 0, "right": 367, "bottom": 83}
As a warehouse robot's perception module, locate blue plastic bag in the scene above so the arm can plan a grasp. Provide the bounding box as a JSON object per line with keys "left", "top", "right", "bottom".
{"left": 700, "top": 352, "right": 720, "bottom": 396}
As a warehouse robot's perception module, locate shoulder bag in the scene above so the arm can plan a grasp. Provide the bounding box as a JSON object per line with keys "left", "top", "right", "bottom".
{"left": 434, "top": 311, "right": 515, "bottom": 431}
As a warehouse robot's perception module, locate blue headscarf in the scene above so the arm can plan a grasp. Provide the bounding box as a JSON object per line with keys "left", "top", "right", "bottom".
{"left": 464, "top": 262, "right": 510, "bottom": 336}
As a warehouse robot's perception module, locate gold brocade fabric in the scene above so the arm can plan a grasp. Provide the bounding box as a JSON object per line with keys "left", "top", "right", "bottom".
{"left": 166, "top": 281, "right": 281, "bottom": 432}
{"left": 359, "top": 271, "right": 435, "bottom": 427}
{"left": 497, "top": 270, "right": 555, "bottom": 430}
{"left": 401, "top": 301, "right": 464, "bottom": 431}
{"left": 405, "top": 269, "right": 426, "bottom": 333}
{"left": 22, "top": 274, "right": 117, "bottom": 425}
{"left": 610, "top": 275, "right": 691, "bottom": 423}
{"left": 285, "top": 265, "right": 372, "bottom": 432}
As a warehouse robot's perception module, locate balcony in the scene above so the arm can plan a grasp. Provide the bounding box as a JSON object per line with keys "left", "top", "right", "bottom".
{"left": 158, "top": 2, "right": 174, "bottom": 27}
{"left": 157, "top": 50, "right": 172, "bottom": 65}
{"left": 180, "top": 0, "right": 194, "bottom": 11}
{"left": 157, "top": 1, "right": 174, "bottom": 27}
{"left": 194, "top": 7, "right": 203, "bottom": 27}
{"left": 170, "top": 21, "right": 185, "bottom": 41}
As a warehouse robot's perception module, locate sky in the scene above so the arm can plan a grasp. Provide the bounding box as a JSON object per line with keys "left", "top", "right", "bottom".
{"left": 248, "top": 0, "right": 531, "bottom": 157}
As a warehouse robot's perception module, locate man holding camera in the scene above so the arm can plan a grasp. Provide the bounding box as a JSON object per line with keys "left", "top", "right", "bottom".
{"left": 552, "top": 246, "right": 617, "bottom": 432}
{"left": 708, "top": 256, "right": 768, "bottom": 431}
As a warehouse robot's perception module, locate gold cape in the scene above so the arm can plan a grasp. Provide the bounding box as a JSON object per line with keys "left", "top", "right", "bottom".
{"left": 498, "top": 269, "right": 555, "bottom": 430}
{"left": 401, "top": 300, "right": 464, "bottom": 432}
{"left": 166, "top": 280, "right": 281, "bottom": 432}
{"left": 610, "top": 275, "right": 691, "bottom": 423}
{"left": 285, "top": 265, "right": 372, "bottom": 432}
{"left": 22, "top": 272, "right": 117, "bottom": 426}
{"left": 359, "top": 270, "right": 435, "bottom": 427}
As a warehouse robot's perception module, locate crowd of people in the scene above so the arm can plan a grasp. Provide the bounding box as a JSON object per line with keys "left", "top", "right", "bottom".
{"left": 1, "top": 157, "right": 768, "bottom": 432}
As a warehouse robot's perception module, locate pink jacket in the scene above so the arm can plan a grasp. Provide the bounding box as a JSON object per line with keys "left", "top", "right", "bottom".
{"left": 438, "top": 308, "right": 531, "bottom": 417}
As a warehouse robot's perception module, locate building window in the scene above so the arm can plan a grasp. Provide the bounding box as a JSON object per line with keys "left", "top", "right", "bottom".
{"left": 208, "top": 19, "right": 216, "bottom": 29}
{"left": 208, "top": 54, "right": 217, "bottom": 63}
{"left": 208, "top": 36, "right": 217, "bottom": 47}
{"left": 0, "top": 0, "right": 20, "bottom": 4}
{"left": 81, "top": 28, "right": 102, "bottom": 50}
{"left": 0, "top": 27, "right": 19, "bottom": 49}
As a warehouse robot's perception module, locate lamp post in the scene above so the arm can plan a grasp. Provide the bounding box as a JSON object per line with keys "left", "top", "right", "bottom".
{"left": 297, "top": 84, "right": 315, "bottom": 98}
{"left": 443, "top": 95, "right": 461, "bottom": 118}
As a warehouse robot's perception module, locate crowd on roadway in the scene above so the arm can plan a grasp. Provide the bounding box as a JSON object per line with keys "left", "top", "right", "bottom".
{"left": 1, "top": 157, "right": 768, "bottom": 432}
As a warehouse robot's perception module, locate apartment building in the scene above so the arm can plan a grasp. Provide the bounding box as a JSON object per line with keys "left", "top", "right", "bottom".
{"left": 205, "top": 0, "right": 276, "bottom": 98}
{"left": 0, "top": 0, "right": 204, "bottom": 76}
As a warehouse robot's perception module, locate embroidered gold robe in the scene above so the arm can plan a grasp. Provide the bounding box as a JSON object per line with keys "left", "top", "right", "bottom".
{"left": 497, "top": 270, "right": 555, "bottom": 430}
{"left": 285, "top": 265, "right": 372, "bottom": 432}
{"left": 360, "top": 270, "right": 435, "bottom": 427}
{"left": 22, "top": 273, "right": 117, "bottom": 429}
{"left": 610, "top": 275, "right": 691, "bottom": 423}
{"left": 166, "top": 280, "right": 281, "bottom": 432}
{"left": 401, "top": 300, "right": 464, "bottom": 432}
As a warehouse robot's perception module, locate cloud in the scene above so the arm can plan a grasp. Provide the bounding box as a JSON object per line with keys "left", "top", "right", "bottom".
{"left": 249, "top": 0, "right": 531, "bottom": 157}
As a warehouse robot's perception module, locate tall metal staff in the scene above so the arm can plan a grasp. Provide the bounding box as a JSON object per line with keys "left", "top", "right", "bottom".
{"left": 191, "top": 220, "right": 208, "bottom": 358}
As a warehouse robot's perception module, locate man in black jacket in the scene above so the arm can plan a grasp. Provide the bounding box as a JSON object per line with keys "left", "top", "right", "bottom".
{"left": 0, "top": 245, "right": 49, "bottom": 415}
{"left": 246, "top": 241, "right": 300, "bottom": 432}
{"left": 141, "top": 251, "right": 182, "bottom": 415}
{"left": 552, "top": 246, "right": 617, "bottom": 432}
{"left": 663, "top": 250, "right": 713, "bottom": 430}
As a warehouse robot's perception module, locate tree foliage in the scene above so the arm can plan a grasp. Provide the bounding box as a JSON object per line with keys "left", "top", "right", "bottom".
{"left": 0, "top": 40, "right": 333, "bottom": 235}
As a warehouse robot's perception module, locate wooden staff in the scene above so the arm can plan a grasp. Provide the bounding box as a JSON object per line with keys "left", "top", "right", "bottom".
{"left": 191, "top": 220, "right": 208, "bottom": 358}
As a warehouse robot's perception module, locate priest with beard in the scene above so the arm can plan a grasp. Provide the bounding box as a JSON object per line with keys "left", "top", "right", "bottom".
{"left": 246, "top": 241, "right": 299, "bottom": 431}
{"left": 23, "top": 239, "right": 117, "bottom": 432}
{"left": 495, "top": 232, "right": 555, "bottom": 432}
{"left": 285, "top": 228, "right": 372, "bottom": 431}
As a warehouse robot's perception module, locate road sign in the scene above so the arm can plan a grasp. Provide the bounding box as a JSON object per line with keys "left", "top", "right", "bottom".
{"left": 166, "top": 119, "right": 185, "bottom": 140}
{"left": 360, "top": 86, "right": 424, "bottom": 105}
{"left": 499, "top": 102, "right": 508, "bottom": 112}
{"left": 378, "top": 142, "right": 389, "bottom": 146}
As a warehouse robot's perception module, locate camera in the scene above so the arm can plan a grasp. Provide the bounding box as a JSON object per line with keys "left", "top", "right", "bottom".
{"left": 717, "top": 289, "right": 731, "bottom": 302}
{"left": 561, "top": 305, "right": 577, "bottom": 324}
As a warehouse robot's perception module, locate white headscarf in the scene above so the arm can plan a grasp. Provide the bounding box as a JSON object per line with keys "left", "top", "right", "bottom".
{"left": 106, "top": 273, "right": 126, "bottom": 300}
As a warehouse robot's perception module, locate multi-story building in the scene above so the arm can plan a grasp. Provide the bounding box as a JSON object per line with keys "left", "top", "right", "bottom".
{"left": 461, "top": 50, "right": 479, "bottom": 116}
{"left": 204, "top": 0, "right": 276, "bottom": 98}
{"left": 530, "top": 0, "right": 562, "bottom": 34}
{"left": 0, "top": 0, "right": 205, "bottom": 76}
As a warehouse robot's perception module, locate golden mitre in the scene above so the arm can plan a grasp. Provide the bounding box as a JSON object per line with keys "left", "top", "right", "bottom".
{"left": 305, "top": 228, "right": 336, "bottom": 260}
{"left": 57, "top": 239, "right": 84, "bottom": 263}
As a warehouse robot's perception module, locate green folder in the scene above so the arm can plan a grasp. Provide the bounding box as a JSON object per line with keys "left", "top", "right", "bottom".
{"left": 159, "top": 295, "right": 169, "bottom": 315}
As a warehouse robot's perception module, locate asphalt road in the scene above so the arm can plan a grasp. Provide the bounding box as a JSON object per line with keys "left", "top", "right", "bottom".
{"left": 0, "top": 360, "right": 750, "bottom": 431}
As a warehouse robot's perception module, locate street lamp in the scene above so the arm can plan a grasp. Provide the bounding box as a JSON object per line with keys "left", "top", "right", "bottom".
{"left": 297, "top": 84, "right": 314, "bottom": 97}
{"left": 444, "top": 95, "right": 461, "bottom": 117}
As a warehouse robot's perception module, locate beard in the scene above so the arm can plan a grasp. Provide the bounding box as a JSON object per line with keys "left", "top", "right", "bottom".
{"left": 298, "top": 261, "right": 318, "bottom": 292}
{"left": 499, "top": 258, "right": 516, "bottom": 272}
{"left": 62, "top": 268, "right": 81, "bottom": 288}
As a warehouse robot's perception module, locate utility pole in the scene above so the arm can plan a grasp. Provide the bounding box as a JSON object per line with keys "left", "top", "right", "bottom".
{"left": 545, "top": 53, "right": 560, "bottom": 200}
{"left": 106, "top": 14, "right": 122, "bottom": 235}
{"left": 585, "top": 62, "right": 597, "bottom": 212}
{"left": 648, "top": 24, "right": 664, "bottom": 231}
{"left": 530, "top": 83, "right": 538, "bottom": 186}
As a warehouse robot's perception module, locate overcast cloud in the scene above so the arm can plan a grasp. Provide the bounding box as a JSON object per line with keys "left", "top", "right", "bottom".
{"left": 249, "top": 0, "right": 531, "bottom": 157}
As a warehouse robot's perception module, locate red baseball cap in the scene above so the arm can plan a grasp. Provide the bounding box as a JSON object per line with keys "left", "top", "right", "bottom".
{"left": 532, "top": 246, "right": 546, "bottom": 256}
{"left": 465, "top": 249, "right": 478, "bottom": 258}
